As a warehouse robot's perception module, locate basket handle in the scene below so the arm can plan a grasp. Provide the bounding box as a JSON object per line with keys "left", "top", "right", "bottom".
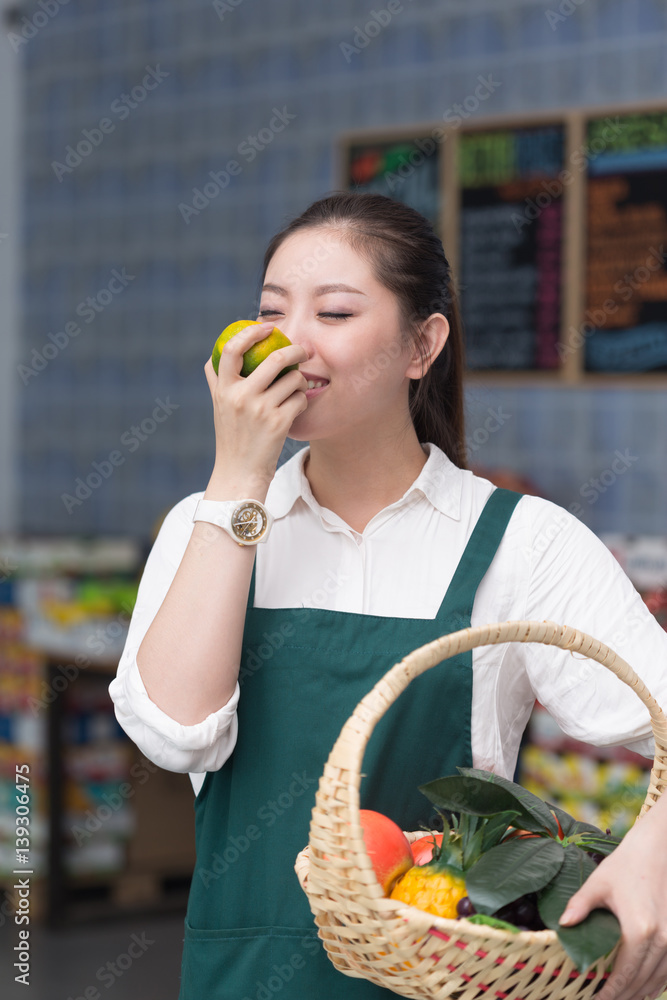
{"left": 321, "top": 619, "right": 667, "bottom": 819}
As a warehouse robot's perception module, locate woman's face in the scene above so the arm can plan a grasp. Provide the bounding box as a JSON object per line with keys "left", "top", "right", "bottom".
{"left": 258, "top": 228, "right": 421, "bottom": 444}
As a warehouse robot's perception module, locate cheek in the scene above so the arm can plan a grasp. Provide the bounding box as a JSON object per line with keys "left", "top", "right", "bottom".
{"left": 355, "top": 340, "right": 409, "bottom": 388}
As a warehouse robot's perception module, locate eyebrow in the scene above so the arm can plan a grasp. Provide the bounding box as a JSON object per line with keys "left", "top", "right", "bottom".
{"left": 262, "top": 282, "right": 366, "bottom": 296}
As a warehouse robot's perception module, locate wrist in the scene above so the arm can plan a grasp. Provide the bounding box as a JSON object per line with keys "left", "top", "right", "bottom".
{"left": 205, "top": 470, "right": 271, "bottom": 504}
{"left": 194, "top": 497, "right": 273, "bottom": 546}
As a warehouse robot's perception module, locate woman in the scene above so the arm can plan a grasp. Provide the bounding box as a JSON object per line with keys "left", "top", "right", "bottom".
{"left": 110, "top": 192, "right": 667, "bottom": 1000}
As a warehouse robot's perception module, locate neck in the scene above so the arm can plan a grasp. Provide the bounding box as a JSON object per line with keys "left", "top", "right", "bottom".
{"left": 303, "top": 426, "right": 429, "bottom": 534}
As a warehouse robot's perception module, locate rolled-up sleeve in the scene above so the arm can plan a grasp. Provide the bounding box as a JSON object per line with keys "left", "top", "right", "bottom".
{"left": 108, "top": 492, "right": 240, "bottom": 774}
{"left": 520, "top": 497, "right": 667, "bottom": 760}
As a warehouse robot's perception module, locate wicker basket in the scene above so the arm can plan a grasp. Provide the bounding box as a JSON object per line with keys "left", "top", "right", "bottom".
{"left": 295, "top": 620, "right": 667, "bottom": 1000}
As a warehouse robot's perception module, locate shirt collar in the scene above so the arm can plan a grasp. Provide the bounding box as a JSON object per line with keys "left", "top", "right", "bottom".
{"left": 267, "top": 442, "right": 464, "bottom": 522}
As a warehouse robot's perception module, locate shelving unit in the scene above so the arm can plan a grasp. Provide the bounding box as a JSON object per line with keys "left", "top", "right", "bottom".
{"left": 0, "top": 537, "right": 196, "bottom": 926}
{"left": 45, "top": 655, "right": 195, "bottom": 927}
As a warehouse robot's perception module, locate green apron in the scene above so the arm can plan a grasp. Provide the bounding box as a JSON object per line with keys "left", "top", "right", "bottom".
{"left": 179, "top": 488, "right": 522, "bottom": 999}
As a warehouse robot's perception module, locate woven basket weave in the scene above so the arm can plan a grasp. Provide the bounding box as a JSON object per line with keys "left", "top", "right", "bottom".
{"left": 295, "top": 620, "right": 667, "bottom": 1000}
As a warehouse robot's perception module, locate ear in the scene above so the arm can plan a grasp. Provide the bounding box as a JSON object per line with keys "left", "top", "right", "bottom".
{"left": 404, "top": 313, "right": 450, "bottom": 380}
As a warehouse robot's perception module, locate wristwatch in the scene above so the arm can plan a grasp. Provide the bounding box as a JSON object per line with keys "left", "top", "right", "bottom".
{"left": 193, "top": 498, "right": 273, "bottom": 546}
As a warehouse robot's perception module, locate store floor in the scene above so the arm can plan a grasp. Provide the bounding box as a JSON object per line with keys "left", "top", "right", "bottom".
{"left": 1, "top": 911, "right": 186, "bottom": 1000}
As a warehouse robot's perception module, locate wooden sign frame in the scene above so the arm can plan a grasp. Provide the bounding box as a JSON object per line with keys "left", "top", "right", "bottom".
{"left": 338, "top": 97, "right": 667, "bottom": 388}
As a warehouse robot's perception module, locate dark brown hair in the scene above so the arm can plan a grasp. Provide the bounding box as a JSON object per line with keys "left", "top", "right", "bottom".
{"left": 260, "top": 191, "right": 467, "bottom": 468}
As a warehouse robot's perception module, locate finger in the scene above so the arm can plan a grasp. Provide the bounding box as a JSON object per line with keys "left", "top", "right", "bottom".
{"left": 262, "top": 367, "right": 309, "bottom": 406}
{"left": 216, "top": 322, "right": 277, "bottom": 378}
{"left": 559, "top": 896, "right": 592, "bottom": 927}
{"left": 245, "top": 345, "right": 309, "bottom": 391}
{"left": 634, "top": 937, "right": 667, "bottom": 1000}
{"left": 597, "top": 933, "right": 661, "bottom": 1000}
{"left": 560, "top": 877, "right": 606, "bottom": 928}
{"left": 203, "top": 357, "right": 218, "bottom": 393}
{"left": 642, "top": 957, "right": 667, "bottom": 1000}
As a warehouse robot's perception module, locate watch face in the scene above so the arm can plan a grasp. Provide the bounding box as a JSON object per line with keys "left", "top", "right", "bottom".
{"left": 231, "top": 502, "right": 268, "bottom": 543}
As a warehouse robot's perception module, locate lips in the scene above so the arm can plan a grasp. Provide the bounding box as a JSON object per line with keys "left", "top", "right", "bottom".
{"left": 299, "top": 368, "right": 329, "bottom": 390}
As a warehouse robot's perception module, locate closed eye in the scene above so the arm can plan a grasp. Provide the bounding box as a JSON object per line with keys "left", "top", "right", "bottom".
{"left": 258, "top": 310, "right": 352, "bottom": 320}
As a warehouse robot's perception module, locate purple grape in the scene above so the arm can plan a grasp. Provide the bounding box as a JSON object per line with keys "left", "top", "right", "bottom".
{"left": 457, "top": 896, "right": 476, "bottom": 917}
{"left": 494, "top": 894, "right": 546, "bottom": 931}
{"left": 511, "top": 898, "right": 540, "bottom": 926}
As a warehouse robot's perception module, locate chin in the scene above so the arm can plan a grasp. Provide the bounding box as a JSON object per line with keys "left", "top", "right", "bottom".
{"left": 286, "top": 429, "right": 310, "bottom": 443}
{"left": 286, "top": 411, "right": 322, "bottom": 442}
{"left": 286, "top": 417, "right": 311, "bottom": 442}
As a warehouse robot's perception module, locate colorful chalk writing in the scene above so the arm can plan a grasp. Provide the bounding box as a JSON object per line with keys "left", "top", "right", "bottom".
{"left": 584, "top": 115, "right": 667, "bottom": 372}
{"left": 346, "top": 138, "right": 440, "bottom": 229}
{"left": 588, "top": 112, "right": 667, "bottom": 155}
{"left": 459, "top": 126, "right": 563, "bottom": 189}
{"left": 459, "top": 126, "right": 565, "bottom": 369}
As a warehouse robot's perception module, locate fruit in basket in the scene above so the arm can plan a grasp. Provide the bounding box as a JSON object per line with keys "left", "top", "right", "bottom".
{"left": 389, "top": 813, "right": 478, "bottom": 919}
{"left": 390, "top": 855, "right": 466, "bottom": 919}
{"left": 410, "top": 832, "right": 443, "bottom": 865}
{"left": 412, "top": 768, "right": 624, "bottom": 971}
{"left": 211, "top": 319, "right": 298, "bottom": 379}
{"left": 359, "top": 809, "right": 414, "bottom": 894}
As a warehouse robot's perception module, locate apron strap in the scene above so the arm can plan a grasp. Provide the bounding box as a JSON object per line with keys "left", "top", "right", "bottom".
{"left": 435, "top": 487, "right": 523, "bottom": 625}
{"left": 247, "top": 558, "right": 257, "bottom": 608}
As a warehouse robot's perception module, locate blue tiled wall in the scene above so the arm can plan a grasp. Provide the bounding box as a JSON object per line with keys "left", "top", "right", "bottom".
{"left": 16, "top": 0, "right": 667, "bottom": 536}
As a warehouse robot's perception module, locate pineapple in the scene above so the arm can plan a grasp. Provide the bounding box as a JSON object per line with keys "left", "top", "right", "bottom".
{"left": 389, "top": 813, "right": 483, "bottom": 919}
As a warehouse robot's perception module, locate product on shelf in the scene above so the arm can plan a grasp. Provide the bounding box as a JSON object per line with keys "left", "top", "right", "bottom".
{"left": 0, "top": 536, "right": 143, "bottom": 906}
{"left": 63, "top": 675, "right": 136, "bottom": 878}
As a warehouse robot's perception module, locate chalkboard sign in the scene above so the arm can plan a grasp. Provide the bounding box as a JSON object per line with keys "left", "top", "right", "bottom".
{"left": 584, "top": 111, "right": 667, "bottom": 372}
{"left": 343, "top": 108, "right": 667, "bottom": 381}
{"left": 458, "top": 125, "right": 565, "bottom": 370}
{"left": 346, "top": 137, "right": 440, "bottom": 231}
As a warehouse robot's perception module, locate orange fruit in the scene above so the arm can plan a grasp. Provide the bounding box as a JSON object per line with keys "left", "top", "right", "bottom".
{"left": 359, "top": 810, "right": 414, "bottom": 895}
{"left": 211, "top": 320, "right": 298, "bottom": 379}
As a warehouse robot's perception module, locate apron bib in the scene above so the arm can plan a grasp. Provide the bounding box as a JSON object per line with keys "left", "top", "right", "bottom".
{"left": 179, "top": 488, "right": 522, "bottom": 999}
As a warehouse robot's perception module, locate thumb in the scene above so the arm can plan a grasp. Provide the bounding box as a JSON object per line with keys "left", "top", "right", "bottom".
{"left": 559, "top": 885, "right": 599, "bottom": 927}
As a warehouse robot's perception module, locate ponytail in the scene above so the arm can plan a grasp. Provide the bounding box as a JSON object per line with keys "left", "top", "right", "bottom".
{"left": 409, "top": 273, "right": 467, "bottom": 468}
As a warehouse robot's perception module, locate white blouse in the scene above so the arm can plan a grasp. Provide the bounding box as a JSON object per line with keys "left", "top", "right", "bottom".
{"left": 109, "top": 443, "right": 667, "bottom": 795}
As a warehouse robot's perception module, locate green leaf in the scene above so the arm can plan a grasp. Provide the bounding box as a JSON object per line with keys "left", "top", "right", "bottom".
{"left": 538, "top": 845, "right": 621, "bottom": 972}
{"left": 419, "top": 773, "right": 556, "bottom": 835}
{"left": 465, "top": 914, "right": 520, "bottom": 934}
{"left": 547, "top": 802, "right": 605, "bottom": 838}
{"left": 459, "top": 768, "right": 560, "bottom": 836}
{"left": 459, "top": 812, "right": 481, "bottom": 842}
{"left": 462, "top": 825, "right": 485, "bottom": 868}
{"left": 481, "top": 810, "right": 521, "bottom": 851}
{"left": 447, "top": 835, "right": 463, "bottom": 868}
{"left": 466, "top": 837, "right": 565, "bottom": 915}
{"left": 576, "top": 834, "right": 622, "bottom": 857}
{"left": 538, "top": 844, "right": 596, "bottom": 925}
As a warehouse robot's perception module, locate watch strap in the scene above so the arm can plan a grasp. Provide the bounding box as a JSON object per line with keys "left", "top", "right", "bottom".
{"left": 193, "top": 498, "right": 273, "bottom": 546}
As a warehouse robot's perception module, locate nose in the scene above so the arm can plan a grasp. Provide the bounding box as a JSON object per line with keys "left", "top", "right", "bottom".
{"left": 280, "top": 322, "right": 313, "bottom": 361}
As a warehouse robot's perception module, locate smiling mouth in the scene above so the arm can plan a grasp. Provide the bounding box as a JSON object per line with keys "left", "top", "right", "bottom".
{"left": 304, "top": 383, "right": 328, "bottom": 399}
{"left": 300, "top": 372, "right": 329, "bottom": 390}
